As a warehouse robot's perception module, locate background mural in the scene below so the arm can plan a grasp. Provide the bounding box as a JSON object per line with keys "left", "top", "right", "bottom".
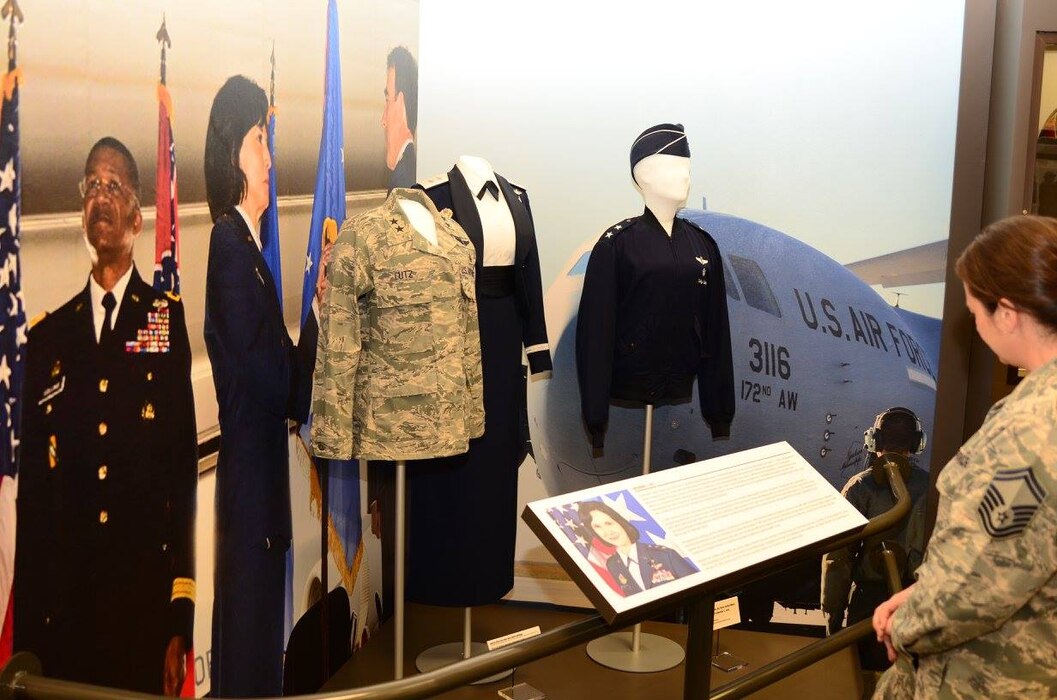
{"left": 5, "top": 0, "right": 420, "bottom": 696}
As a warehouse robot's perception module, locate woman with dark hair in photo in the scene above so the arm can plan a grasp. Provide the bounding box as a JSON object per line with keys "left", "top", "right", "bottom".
{"left": 872, "top": 215, "right": 1057, "bottom": 698}
{"left": 578, "top": 500, "right": 696, "bottom": 597}
{"left": 203, "top": 75, "right": 324, "bottom": 698}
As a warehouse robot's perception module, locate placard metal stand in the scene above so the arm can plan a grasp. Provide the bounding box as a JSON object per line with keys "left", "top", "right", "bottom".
{"left": 585, "top": 404, "right": 685, "bottom": 672}
{"left": 416, "top": 607, "right": 514, "bottom": 683}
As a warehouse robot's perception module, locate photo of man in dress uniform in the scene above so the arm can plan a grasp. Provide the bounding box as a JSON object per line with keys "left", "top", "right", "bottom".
{"left": 14, "top": 137, "right": 197, "bottom": 695}
{"left": 381, "top": 45, "right": 418, "bottom": 192}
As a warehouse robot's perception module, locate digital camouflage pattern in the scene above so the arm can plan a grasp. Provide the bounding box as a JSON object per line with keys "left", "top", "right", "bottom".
{"left": 875, "top": 358, "right": 1057, "bottom": 699}
{"left": 311, "top": 188, "right": 484, "bottom": 461}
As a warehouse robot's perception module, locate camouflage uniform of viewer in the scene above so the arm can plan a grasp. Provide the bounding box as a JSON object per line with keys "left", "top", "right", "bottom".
{"left": 311, "top": 187, "right": 484, "bottom": 461}
{"left": 875, "top": 358, "right": 1057, "bottom": 699}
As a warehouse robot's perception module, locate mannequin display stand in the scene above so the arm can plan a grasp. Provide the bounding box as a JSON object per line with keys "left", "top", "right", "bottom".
{"left": 394, "top": 460, "right": 407, "bottom": 678}
{"left": 415, "top": 607, "right": 514, "bottom": 683}
{"left": 586, "top": 404, "right": 685, "bottom": 673}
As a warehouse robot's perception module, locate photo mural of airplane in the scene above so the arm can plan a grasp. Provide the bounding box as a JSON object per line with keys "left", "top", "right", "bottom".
{"left": 527, "top": 208, "right": 942, "bottom": 500}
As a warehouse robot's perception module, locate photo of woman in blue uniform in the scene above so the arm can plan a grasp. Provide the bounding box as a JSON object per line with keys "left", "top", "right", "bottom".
{"left": 577, "top": 500, "right": 697, "bottom": 597}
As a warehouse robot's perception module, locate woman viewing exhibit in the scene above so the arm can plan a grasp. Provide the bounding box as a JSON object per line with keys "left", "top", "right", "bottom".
{"left": 872, "top": 215, "right": 1057, "bottom": 698}
{"left": 578, "top": 501, "right": 695, "bottom": 597}
{"left": 203, "top": 75, "right": 321, "bottom": 698}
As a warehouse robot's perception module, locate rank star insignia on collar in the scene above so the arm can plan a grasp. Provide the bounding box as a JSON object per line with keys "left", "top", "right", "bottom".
{"left": 605, "top": 232, "right": 614, "bottom": 238}
{"left": 696, "top": 256, "right": 708, "bottom": 266}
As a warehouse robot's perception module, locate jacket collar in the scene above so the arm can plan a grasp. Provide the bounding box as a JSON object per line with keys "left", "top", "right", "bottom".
{"left": 385, "top": 187, "right": 464, "bottom": 259}
{"left": 226, "top": 207, "right": 283, "bottom": 319}
{"left": 76, "top": 266, "right": 149, "bottom": 350}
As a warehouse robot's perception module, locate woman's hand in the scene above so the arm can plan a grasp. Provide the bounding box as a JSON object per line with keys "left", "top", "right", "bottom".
{"left": 874, "top": 584, "right": 915, "bottom": 662}
{"left": 315, "top": 240, "right": 334, "bottom": 306}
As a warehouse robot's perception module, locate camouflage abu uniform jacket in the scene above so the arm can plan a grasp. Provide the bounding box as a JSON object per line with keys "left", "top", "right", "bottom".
{"left": 311, "top": 188, "right": 484, "bottom": 461}
{"left": 875, "top": 357, "right": 1057, "bottom": 699}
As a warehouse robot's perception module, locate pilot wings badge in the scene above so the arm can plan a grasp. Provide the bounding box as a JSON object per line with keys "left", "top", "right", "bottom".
{"left": 695, "top": 256, "right": 709, "bottom": 285}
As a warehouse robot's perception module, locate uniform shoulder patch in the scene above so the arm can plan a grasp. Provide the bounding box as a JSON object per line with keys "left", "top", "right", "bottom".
{"left": 977, "top": 466, "right": 1048, "bottom": 539}
{"left": 682, "top": 217, "right": 710, "bottom": 235}
{"left": 599, "top": 217, "right": 635, "bottom": 241}
{"left": 29, "top": 311, "right": 48, "bottom": 329}
{"left": 418, "top": 172, "right": 449, "bottom": 190}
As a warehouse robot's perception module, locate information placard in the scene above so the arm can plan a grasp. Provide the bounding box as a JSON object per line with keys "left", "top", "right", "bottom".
{"left": 522, "top": 442, "right": 867, "bottom": 624}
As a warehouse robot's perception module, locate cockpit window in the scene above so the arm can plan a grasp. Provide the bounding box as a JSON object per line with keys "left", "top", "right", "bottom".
{"left": 729, "top": 254, "right": 781, "bottom": 317}
{"left": 569, "top": 252, "right": 590, "bottom": 276}
{"left": 722, "top": 258, "right": 741, "bottom": 301}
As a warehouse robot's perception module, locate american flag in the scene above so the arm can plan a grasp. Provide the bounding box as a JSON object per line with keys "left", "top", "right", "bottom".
{"left": 550, "top": 503, "right": 624, "bottom": 594}
{"left": 549, "top": 506, "right": 591, "bottom": 557}
{"left": 0, "top": 0, "right": 26, "bottom": 664}
{"left": 152, "top": 15, "right": 180, "bottom": 295}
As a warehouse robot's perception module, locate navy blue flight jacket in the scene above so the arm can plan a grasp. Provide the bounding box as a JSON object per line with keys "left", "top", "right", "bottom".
{"left": 576, "top": 209, "right": 734, "bottom": 448}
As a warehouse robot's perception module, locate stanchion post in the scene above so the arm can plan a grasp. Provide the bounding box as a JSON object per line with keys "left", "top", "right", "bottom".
{"left": 684, "top": 594, "right": 715, "bottom": 700}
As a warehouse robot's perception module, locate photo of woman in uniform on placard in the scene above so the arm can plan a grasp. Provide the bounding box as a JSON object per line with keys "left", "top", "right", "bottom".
{"left": 577, "top": 500, "right": 696, "bottom": 597}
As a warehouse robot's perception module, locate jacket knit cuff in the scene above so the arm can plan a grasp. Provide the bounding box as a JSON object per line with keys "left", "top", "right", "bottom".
{"left": 170, "top": 597, "right": 195, "bottom": 643}
{"left": 709, "top": 422, "right": 731, "bottom": 440}
{"left": 589, "top": 428, "right": 605, "bottom": 449}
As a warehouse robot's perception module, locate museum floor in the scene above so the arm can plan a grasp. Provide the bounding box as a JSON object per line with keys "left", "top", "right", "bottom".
{"left": 324, "top": 602, "right": 863, "bottom": 699}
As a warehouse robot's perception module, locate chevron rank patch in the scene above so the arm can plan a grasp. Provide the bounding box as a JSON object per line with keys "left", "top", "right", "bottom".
{"left": 977, "top": 467, "right": 1047, "bottom": 539}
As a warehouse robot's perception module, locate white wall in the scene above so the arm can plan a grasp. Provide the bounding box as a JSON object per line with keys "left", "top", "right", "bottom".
{"left": 418, "top": 0, "right": 965, "bottom": 318}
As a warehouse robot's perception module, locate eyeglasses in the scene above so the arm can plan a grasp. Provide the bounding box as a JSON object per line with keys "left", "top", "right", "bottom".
{"left": 78, "top": 176, "right": 134, "bottom": 201}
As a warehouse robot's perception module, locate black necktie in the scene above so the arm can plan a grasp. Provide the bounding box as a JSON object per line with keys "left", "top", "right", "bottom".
{"left": 100, "top": 291, "right": 116, "bottom": 347}
{"left": 477, "top": 181, "right": 499, "bottom": 201}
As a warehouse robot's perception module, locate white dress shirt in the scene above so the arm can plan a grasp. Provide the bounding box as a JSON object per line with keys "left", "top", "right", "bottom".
{"left": 618, "top": 545, "right": 647, "bottom": 592}
{"left": 456, "top": 163, "right": 516, "bottom": 267}
{"left": 235, "top": 205, "right": 262, "bottom": 251}
{"left": 89, "top": 264, "right": 133, "bottom": 343}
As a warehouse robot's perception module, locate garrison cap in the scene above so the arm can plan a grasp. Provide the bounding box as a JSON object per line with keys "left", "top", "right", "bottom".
{"left": 630, "top": 123, "right": 690, "bottom": 182}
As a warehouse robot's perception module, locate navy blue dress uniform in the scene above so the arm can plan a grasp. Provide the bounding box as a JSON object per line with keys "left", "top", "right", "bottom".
{"left": 204, "top": 209, "right": 318, "bottom": 697}
{"left": 14, "top": 268, "right": 197, "bottom": 694}
{"left": 605, "top": 542, "right": 697, "bottom": 597}
{"left": 576, "top": 209, "right": 735, "bottom": 448}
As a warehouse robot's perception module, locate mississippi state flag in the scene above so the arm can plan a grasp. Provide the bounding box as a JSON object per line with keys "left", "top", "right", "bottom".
{"left": 153, "top": 81, "right": 180, "bottom": 295}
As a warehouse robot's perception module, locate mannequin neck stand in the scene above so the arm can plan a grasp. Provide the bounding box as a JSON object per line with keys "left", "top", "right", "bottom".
{"left": 456, "top": 154, "right": 496, "bottom": 184}
{"left": 633, "top": 154, "right": 691, "bottom": 236}
{"left": 398, "top": 198, "right": 437, "bottom": 246}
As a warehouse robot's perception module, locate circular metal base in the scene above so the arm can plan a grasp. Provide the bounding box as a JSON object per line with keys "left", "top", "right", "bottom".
{"left": 0, "top": 653, "right": 42, "bottom": 700}
{"left": 586, "top": 632, "right": 685, "bottom": 673}
{"left": 415, "top": 642, "right": 513, "bottom": 684}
